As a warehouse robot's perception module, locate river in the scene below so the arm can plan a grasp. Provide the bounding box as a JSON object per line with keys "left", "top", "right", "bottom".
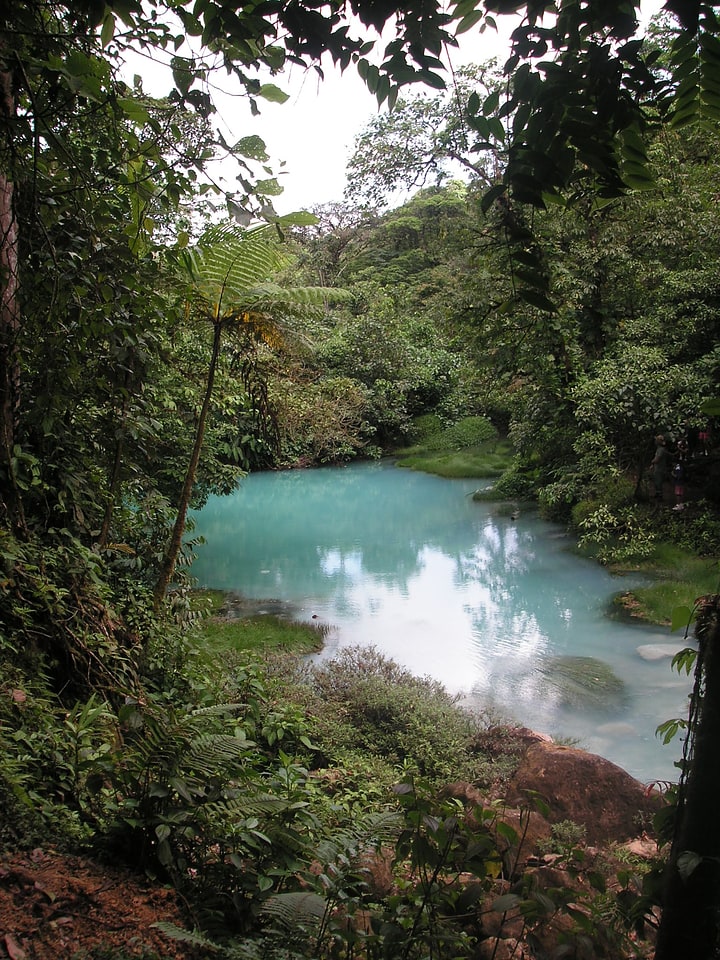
{"left": 189, "top": 459, "right": 691, "bottom": 783}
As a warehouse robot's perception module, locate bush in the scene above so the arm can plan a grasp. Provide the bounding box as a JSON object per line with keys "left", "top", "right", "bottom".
{"left": 486, "top": 463, "right": 537, "bottom": 500}
{"left": 407, "top": 413, "right": 443, "bottom": 443}
{"left": 309, "top": 646, "right": 485, "bottom": 784}
{"left": 538, "top": 479, "right": 581, "bottom": 522}
{"left": 424, "top": 416, "right": 497, "bottom": 451}
{"left": 577, "top": 504, "right": 656, "bottom": 565}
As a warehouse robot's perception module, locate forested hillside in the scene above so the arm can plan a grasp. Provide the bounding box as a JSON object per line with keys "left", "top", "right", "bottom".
{"left": 2, "top": 1, "right": 720, "bottom": 957}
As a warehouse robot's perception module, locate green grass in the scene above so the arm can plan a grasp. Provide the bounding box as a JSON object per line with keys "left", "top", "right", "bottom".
{"left": 394, "top": 438, "right": 515, "bottom": 479}
{"left": 393, "top": 416, "right": 515, "bottom": 479}
{"left": 611, "top": 545, "right": 719, "bottom": 626}
{"left": 190, "top": 591, "right": 327, "bottom": 655}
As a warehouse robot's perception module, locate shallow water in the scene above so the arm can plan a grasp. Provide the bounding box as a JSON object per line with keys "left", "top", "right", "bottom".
{"left": 189, "top": 460, "right": 691, "bottom": 783}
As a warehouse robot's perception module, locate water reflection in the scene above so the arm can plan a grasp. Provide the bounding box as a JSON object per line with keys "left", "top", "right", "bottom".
{"left": 189, "top": 460, "right": 690, "bottom": 782}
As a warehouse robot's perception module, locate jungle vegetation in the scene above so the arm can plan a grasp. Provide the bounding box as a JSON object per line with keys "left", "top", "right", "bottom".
{"left": 1, "top": 0, "right": 720, "bottom": 957}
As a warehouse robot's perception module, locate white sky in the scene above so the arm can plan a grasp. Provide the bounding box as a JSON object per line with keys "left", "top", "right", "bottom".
{"left": 125, "top": 1, "right": 664, "bottom": 214}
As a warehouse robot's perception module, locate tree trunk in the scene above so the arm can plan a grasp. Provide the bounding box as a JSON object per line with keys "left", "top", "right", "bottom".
{"left": 655, "top": 596, "right": 720, "bottom": 959}
{"left": 152, "top": 320, "right": 223, "bottom": 613}
{"left": 0, "top": 65, "right": 26, "bottom": 532}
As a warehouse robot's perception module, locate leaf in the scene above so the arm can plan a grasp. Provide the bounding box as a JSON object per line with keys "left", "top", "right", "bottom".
{"left": 480, "top": 183, "right": 506, "bottom": 214}
{"left": 671, "top": 605, "right": 694, "bottom": 632}
{"left": 496, "top": 820, "right": 519, "bottom": 844}
{"left": 276, "top": 211, "right": 318, "bottom": 227}
{"left": 456, "top": 10, "right": 484, "bottom": 34}
{"left": 518, "top": 287, "right": 556, "bottom": 312}
{"left": 492, "top": 893, "right": 521, "bottom": 913}
{"left": 677, "top": 850, "right": 703, "bottom": 880}
{"left": 700, "top": 397, "right": 720, "bottom": 414}
{"left": 258, "top": 83, "right": 289, "bottom": 104}
{"left": 233, "top": 135, "right": 269, "bottom": 161}
{"left": 393, "top": 782, "right": 414, "bottom": 794}
{"left": 671, "top": 647, "right": 697, "bottom": 675}
{"left": 100, "top": 12, "right": 115, "bottom": 48}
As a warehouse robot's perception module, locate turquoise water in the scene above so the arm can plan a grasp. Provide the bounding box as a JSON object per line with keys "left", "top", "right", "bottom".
{"left": 189, "top": 460, "right": 691, "bottom": 783}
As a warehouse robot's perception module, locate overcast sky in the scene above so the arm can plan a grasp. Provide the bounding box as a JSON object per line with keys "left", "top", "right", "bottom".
{"left": 127, "top": 2, "right": 664, "bottom": 215}
{"left": 207, "top": 18, "right": 520, "bottom": 213}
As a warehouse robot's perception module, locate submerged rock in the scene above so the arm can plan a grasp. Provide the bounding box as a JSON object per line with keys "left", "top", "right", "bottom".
{"left": 533, "top": 655, "right": 627, "bottom": 711}
{"left": 636, "top": 643, "right": 684, "bottom": 661}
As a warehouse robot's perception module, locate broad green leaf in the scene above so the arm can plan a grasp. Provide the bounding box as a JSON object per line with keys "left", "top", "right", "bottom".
{"left": 255, "top": 178, "right": 283, "bottom": 196}
{"left": 496, "top": 820, "right": 519, "bottom": 844}
{"left": 450, "top": 0, "right": 480, "bottom": 17}
{"left": 492, "top": 893, "right": 521, "bottom": 913}
{"left": 418, "top": 69, "right": 446, "bottom": 90}
{"left": 101, "top": 11, "right": 115, "bottom": 48}
{"left": 277, "top": 211, "right": 319, "bottom": 227}
{"left": 671, "top": 605, "right": 694, "bottom": 632}
{"left": 117, "top": 98, "right": 150, "bottom": 124}
{"left": 258, "top": 83, "right": 289, "bottom": 104}
{"left": 456, "top": 10, "right": 484, "bottom": 34}
{"left": 480, "top": 183, "right": 506, "bottom": 214}
{"left": 233, "top": 135, "right": 269, "bottom": 161}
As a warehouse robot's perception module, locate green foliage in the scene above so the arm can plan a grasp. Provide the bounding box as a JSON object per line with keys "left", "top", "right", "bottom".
{"left": 4, "top": 6, "right": 720, "bottom": 958}
{"left": 421, "top": 416, "right": 497, "bottom": 450}
{"left": 407, "top": 413, "right": 444, "bottom": 443}
{"left": 577, "top": 504, "right": 657, "bottom": 565}
{"left": 486, "top": 463, "right": 538, "bottom": 500}
{"left": 537, "top": 820, "right": 588, "bottom": 861}
{"left": 308, "top": 646, "right": 487, "bottom": 785}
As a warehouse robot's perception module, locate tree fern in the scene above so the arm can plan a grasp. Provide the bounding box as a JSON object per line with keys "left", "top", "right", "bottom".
{"left": 153, "top": 221, "right": 350, "bottom": 610}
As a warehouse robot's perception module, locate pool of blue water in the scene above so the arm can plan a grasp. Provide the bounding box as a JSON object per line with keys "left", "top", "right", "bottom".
{"left": 189, "top": 460, "right": 691, "bottom": 783}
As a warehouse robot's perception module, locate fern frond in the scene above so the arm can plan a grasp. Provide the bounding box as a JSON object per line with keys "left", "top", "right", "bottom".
{"left": 314, "top": 810, "right": 402, "bottom": 866}
{"left": 205, "top": 794, "right": 290, "bottom": 819}
{"left": 151, "top": 920, "right": 220, "bottom": 950}
{"left": 186, "top": 733, "right": 255, "bottom": 778}
{"left": 260, "top": 891, "right": 328, "bottom": 931}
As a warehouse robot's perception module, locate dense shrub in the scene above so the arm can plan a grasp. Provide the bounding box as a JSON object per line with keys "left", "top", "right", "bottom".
{"left": 408, "top": 412, "right": 443, "bottom": 443}
{"left": 485, "top": 463, "right": 537, "bottom": 500}
{"left": 423, "top": 415, "right": 496, "bottom": 451}
{"left": 309, "top": 646, "right": 486, "bottom": 784}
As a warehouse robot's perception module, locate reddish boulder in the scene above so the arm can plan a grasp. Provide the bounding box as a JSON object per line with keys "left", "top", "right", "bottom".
{"left": 504, "top": 742, "right": 664, "bottom": 845}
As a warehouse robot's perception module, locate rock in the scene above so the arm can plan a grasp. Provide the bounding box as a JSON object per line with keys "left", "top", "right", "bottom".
{"left": 532, "top": 655, "right": 628, "bottom": 711}
{"left": 636, "top": 643, "right": 684, "bottom": 661}
{"left": 504, "top": 742, "right": 664, "bottom": 845}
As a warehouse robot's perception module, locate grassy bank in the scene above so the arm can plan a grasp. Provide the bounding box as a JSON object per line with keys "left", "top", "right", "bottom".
{"left": 609, "top": 543, "right": 719, "bottom": 627}
{"left": 392, "top": 415, "right": 515, "bottom": 479}
{"left": 191, "top": 589, "right": 328, "bottom": 655}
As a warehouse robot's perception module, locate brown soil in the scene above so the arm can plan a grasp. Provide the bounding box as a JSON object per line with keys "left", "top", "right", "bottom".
{"left": 0, "top": 848, "right": 198, "bottom": 960}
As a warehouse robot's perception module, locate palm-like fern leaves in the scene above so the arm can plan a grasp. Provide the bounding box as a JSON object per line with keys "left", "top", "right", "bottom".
{"left": 153, "top": 222, "right": 349, "bottom": 610}
{"left": 180, "top": 224, "right": 290, "bottom": 322}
